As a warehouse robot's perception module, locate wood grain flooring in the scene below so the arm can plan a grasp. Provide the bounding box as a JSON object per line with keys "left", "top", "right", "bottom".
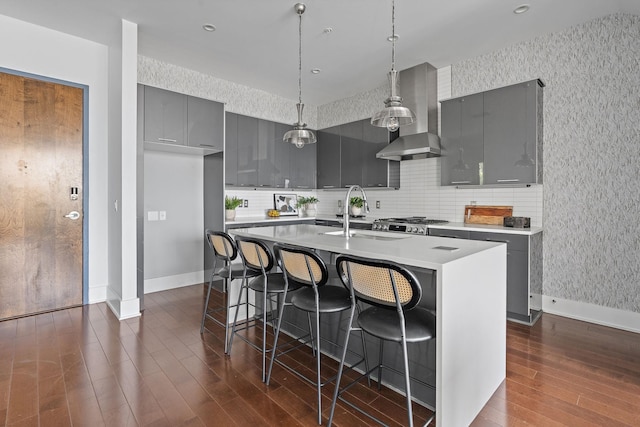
{"left": 0, "top": 284, "right": 638, "bottom": 426}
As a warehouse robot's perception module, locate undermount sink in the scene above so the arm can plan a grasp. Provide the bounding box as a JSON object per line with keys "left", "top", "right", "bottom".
{"left": 320, "top": 230, "right": 410, "bottom": 241}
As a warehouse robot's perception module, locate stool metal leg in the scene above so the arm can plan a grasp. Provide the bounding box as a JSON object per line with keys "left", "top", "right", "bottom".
{"left": 227, "top": 276, "right": 247, "bottom": 355}
{"left": 266, "top": 285, "right": 289, "bottom": 386}
{"left": 327, "top": 302, "right": 357, "bottom": 426}
{"left": 200, "top": 283, "right": 212, "bottom": 334}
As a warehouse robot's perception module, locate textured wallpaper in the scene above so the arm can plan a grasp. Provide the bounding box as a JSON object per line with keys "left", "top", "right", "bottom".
{"left": 452, "top": 14, "right": 640, "bottom": 313}
{"left": 137, "top": 56, "right": 317, "bottom": 129}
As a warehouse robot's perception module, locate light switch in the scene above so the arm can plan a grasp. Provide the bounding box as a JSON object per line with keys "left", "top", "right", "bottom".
{"left": 159, "top": 211, "right": 167, "bottom": 221}
{"left": 148, "top": 211, "right": 159, "bottom": 221}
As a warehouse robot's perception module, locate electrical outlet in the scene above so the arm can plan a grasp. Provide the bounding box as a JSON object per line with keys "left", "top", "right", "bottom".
{"left": 244, "top": 199, "right": 248, "bottom": 208}
{"left": 159, "top": 211, "right": 167, "bottom": 221}
{"left": 376, "top": 201, "right": 380, "bottom": 209}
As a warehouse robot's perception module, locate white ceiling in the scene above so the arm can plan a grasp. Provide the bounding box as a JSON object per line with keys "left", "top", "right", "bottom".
{"left": 1, "top": 0, "right": 638, "bottom": 105}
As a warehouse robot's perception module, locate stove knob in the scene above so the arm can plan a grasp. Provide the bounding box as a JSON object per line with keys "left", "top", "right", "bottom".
{"left": 383, "top": 225, "right": 389, "bottom": 231}
{"left": 418, "top": 227, "right": 424, "bottom": 234}
{"left": 372, "top": 224, "right": 378, "bottom": 230}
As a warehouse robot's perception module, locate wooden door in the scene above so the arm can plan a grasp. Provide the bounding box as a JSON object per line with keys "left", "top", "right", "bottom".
{"left": 0, "top": 71, "right": 84, "bottom": 319}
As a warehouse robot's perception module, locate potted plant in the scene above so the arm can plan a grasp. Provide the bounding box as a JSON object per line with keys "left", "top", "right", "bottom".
{"left": 296, "top": 196, "right": 319, "bottom": 217}
{"left": 349, "top": 196, "right": 364, "bottom": 216}
{"left": 225, "top": 196, "right": 243, "bottom": 221}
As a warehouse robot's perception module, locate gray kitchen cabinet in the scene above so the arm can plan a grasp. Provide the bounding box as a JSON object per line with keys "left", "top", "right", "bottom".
{"left": 484, "top": 80, "right": 542, "bottom": 185}
{"left": 362, "top": 123, "right": 394, "bottom": 188}
{"left": 431, "top": 227, "right": 542, "bottom": 324}
{"left": 428, "top": 228, "right": 470, "bottom": 239}
{"left": 143, "top": 85, "right": 187, "bottom": 145}
{"left": 140, "top": 84, "right": 225, "bottom": 155}
{"left": 187, "top": 95, "right": 224, "bottom": 151}
{"left": 340, "top": 120, "right": 364, "bottom": 187}
{"left": 225, "top": 112, "right": 238, "bottom": 186}
{"left": 273, "top": 122, "right": 292, "bottom": 188}
{"left": 236, "top": 114, "right": 259, "bottom": 187}
{"left": 440, "top": 93, "right": 484, "bottom": 186}
{"left": 316, "top": 126, "right": 342, "bottom": 189}
{"left": 469, "top": 232, "right": 530, "bottom": 320}
{"left": 224, "top": 113, "right": 316, "bottom": 189}
{"left": 316, "top": 118, "right": 397, "bottom": 189}
{"left": 257, "top": 119, "right": 276, "bottom": 187}
{"left": 440, "top": 79, "right": 543, "bottom": 187}
{"left": 289, "top": 139, "right": 317, "bottom": 189}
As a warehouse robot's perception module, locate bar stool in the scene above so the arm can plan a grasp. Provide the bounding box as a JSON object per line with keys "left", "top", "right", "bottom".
{"left": 200, "top": 230, "right": 260, "bottom": 353}
{"left": 228, "top": 236, "right": 301, "bottom": 382}
{"left": 328, "top": 254, "right": 436, "bottom": 427}
{"left": 266, "top": 242, "right": 368, "bottom": 425}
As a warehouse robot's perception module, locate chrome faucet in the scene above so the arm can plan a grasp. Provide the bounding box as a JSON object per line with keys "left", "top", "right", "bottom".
{"left": 343, "top": 185, "right": 370, "bottom": 238}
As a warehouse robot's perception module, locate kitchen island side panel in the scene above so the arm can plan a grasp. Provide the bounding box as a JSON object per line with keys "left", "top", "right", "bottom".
{"left": 437, "top": 244, "right": 506, "bottom": 427}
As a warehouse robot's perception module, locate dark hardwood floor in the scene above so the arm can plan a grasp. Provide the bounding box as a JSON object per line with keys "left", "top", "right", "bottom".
{"left": 1, "top": 284, "right": 639, "bottom": 426}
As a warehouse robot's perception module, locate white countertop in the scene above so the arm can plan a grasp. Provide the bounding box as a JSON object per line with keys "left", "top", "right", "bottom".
{"left": 428, "top": 222, "right": 542, "bottom": 235}
{"left": 229, "top": 215, "right": 542, "bottom": 235}
{"left": 228, "top": 224, "right": 504, "bottom": 270}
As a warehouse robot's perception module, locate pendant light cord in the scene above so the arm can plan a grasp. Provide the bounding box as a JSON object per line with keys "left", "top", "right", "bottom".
{"left": 391, "top": 0, "right": 395, "bottom": 72}
{"left": 298, "top": 10, "right": 302, "bottom": 105}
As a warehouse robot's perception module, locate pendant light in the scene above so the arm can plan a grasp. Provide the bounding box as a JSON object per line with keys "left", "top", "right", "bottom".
{"left": 371, "top": 0, "right": 415, "bottom": 131}
{"left": 283, "top": 3, "right": 316, "bottom": 148}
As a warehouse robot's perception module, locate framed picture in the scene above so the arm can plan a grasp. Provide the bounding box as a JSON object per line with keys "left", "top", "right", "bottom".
{"left": 273, "top": 194, "right": 298, "bottom": 216}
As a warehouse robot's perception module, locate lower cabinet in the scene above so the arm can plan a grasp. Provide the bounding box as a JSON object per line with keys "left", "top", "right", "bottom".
{"left": 429, "top": 228, "right": 542, "bottom": 324}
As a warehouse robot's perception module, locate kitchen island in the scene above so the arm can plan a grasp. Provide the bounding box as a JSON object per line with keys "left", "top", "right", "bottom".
{"left": 229, "top": 224, "right": 506, "bottom": 427}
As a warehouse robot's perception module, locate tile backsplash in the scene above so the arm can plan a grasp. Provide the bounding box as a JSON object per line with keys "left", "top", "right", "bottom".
{"left": 226, "top": 159, "right": 543, "bottom": 226}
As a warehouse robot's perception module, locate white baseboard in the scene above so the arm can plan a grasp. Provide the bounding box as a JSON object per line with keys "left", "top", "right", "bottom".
{"left": 542, "top": 295, "right": 640, "bottom": 334}
{"left": 88, "top": 285, "right": 107, "bottom": 304}
{"left": 144, "top": 271, "right": 205, "bottom": 294}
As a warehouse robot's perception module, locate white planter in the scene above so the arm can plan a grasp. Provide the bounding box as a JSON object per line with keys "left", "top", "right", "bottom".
{"left": 305, "top": 204, "right": 317, "bottom": 217}
{"left": 225, "top": 209, "right": 236, "bottom": 221}
{"left": 350, "top": 206, "right": 362, "bottom": 216}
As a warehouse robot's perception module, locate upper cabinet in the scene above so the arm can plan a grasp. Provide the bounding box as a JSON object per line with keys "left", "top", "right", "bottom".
{"left": 317, "top": 118, "right": 399, "bottom": 189}
{"left": 225, "top": 112, "right": 316, "bottom": 189}
{"left": 440, "top": 79, "right": 543, "bottom": 186}
{"left": 186, "top": 95, "right": 224, "bottom": 151}
{"left": 140, "top": 85, "right": 224, "bottom": 155}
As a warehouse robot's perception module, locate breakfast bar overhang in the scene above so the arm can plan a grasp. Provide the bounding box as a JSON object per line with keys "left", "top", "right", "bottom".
{"left": 229, "top": 224, "right": 506, "bottom": 427}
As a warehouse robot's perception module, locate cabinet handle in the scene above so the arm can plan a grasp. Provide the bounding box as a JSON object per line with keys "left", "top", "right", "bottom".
{"left": 451, "top": 181, "right": 471, "bottom": 184}
{"left": 485, "top": 238, "right": 510, "bottom": 244}
{"left": 323, "top": 186, "right": 336, "bottom": 188}
{"left": 259, "top": 185, "right": 270, "bottom": 187}
{"left": 497, "top": 179, "right": 519, "bottom": 183}
{"left": 199, "top": 144, "right": 216, "bottom": 148}
{"left": 158, "top": 138, "right": 177, "bottom": 143}
{"left": 437, "top": 234, "right": 460, "bottom": 238}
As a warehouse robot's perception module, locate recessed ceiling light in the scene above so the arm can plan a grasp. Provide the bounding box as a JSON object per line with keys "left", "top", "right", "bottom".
{"left": 513, "top": 4, "right": 530, "bottom": 14}
{"left": 311, "top": 68, "right": 321, "bottom": 74}
{"left": 202, "top": 24, "right": 216, "bottom": 32}
{"left": 387, "top": 34, "right": 399, "bottom": 42}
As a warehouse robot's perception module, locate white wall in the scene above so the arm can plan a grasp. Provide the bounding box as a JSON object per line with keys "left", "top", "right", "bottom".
{"left": 0, "top": 14, "right": 110, "bottom": 304}
{"left": 143, "top": 151, "right": 205, "bottom": 293}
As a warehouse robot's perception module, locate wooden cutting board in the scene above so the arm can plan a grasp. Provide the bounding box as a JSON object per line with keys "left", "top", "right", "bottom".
{"left": 464, "top": 205, "right": 513, "bottom": 225}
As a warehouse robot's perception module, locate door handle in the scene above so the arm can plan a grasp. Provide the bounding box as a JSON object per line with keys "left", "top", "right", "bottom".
{"left": 64, "top": 211, "right": 80, "bottom": 220}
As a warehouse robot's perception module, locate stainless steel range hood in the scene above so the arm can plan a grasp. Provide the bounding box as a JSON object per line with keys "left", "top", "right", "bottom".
{"left": 376, "top": 62, "right": 441, "bottom": 161}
